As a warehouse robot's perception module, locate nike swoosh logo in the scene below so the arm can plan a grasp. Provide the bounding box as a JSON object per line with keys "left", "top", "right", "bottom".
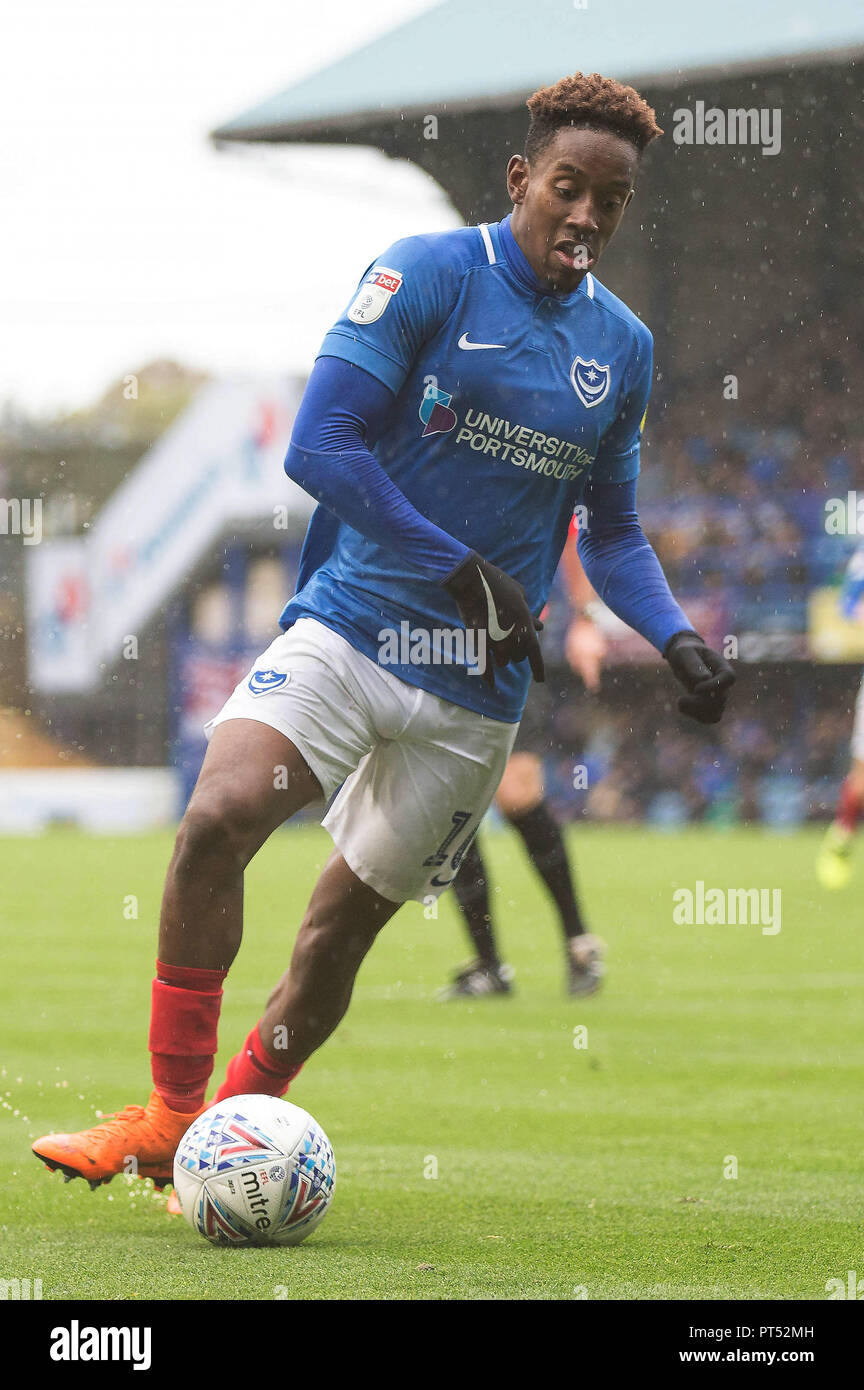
{"left": 477, "top": 567, "right": 514, "bottom": 642}
{"left": 457, "top": 333, "right": 506, "bottom": 351}
{"left": 430, "top": 874, "right": 455, "bottom": 887}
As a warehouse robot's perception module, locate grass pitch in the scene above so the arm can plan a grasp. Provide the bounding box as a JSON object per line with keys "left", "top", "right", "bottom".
{"left": 1, "top": 824, "right": 861, "bottom": 1301}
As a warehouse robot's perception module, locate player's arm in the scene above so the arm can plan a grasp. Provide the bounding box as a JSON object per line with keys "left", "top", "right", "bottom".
{"left": 578, "top": 476, "right": 734, "bottom": 724}
{"left": 559, "top": 524, "right": 607, "bottom": 692}
{"left": 286, "top": 357, "right": 468, "bottom": 578}
{"left": 578, "top": 325, "right": 734, "bottom": 724}
{"left": 560, "top": 521, "right": 597, "bottom": 611}
{"left": 284, "top": 237, "right": 542, "bottom": 683}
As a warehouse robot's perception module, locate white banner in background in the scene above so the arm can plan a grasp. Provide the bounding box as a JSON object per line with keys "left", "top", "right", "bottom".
{"left": 26, "top": 376, "right": 312, "bottom": 692}
{"left": 26, "top": 537, "right": 92, "bottom": 692}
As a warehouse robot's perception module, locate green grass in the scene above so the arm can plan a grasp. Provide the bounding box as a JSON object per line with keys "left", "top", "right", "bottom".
{"left": 1, "top": 824, "right": 862, "bottom": 1300}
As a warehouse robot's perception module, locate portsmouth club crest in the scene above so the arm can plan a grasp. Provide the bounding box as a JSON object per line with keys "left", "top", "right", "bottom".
{"left": 570, "top": 356, "right": 611, "bottom": 409}
{"left": 419, "top": 382, "right": 457, "bottom": 437}
{"left": 248, "top": 669, "right": 289, "bottom": 697}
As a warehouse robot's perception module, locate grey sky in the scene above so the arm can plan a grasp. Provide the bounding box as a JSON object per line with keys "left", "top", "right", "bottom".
{"left": 1, "top": 0, "right": 457, "bottom": 413}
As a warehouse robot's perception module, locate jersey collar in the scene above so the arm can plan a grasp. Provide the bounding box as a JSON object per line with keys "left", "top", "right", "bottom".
{"left": 492, "top": 214, "right": 588, "bottom": 306}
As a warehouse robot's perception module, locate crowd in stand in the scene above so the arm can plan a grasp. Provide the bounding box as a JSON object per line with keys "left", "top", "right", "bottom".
{"left": 640, "top": 315, "right": 864, "bottom": 600}
{"left": 544, "top": 688, "right": 856, "bottom": 827}
{"left": 544, "top": 315, "right": 864, "bottom": 825}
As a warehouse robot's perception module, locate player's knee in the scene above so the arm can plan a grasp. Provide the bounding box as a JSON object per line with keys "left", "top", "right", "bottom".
{"left": 499, "top": 791, "right": 541, "bottom": 820}
{"left": 293, "top": 909, "right": 345, "bottom": 971}
{"left": 296, "top": 889, "right": 381, "bottom": 964}
{"left": 173, "top": 792, "right": 263, "bottom": 875}
{"left": 495, "top": 753, "right": 544, "bottom": 818}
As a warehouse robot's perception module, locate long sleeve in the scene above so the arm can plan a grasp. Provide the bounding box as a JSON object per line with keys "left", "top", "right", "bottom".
{"left": 284, "top": 355, "right": 470, "bottom": 582}
{"left": 577, "top": 476, "right": 694, "bottom": 653}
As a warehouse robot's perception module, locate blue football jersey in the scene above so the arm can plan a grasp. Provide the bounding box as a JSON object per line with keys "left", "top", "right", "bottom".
{"left": 280, "top": 214, "right": 653, "bottom": 721}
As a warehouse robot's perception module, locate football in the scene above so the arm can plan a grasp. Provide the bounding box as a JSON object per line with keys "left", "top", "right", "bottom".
{"left": 173, "top": 1095, "right": 335, "bottom": 1247}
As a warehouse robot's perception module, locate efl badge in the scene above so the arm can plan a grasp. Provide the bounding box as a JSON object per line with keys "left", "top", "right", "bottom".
{"left": 418, "top": 383, "right": 457, "bottom": 437}
{"left": 347, "top": 266, "right": 403, "bottom": 324}
{"left": 570, "top": 356, "right": 611, "bottom": 409}
{"left": 248, "top": 669, "right": 289, "bottom": 697}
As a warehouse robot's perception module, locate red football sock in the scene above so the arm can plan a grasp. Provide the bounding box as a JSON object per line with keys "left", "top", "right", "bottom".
{"left": 213, "top": 1024, "right": 303, "bottom": 1103}
{"left": 148, "top": 960, "right": 227, "bottom": 1114}
{"left": 836, "top": 776, "right": 864, "bottom": 835}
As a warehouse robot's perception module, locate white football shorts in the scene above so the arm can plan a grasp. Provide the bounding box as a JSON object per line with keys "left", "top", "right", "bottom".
{"left": 851, "top": 669, "right": 864, "bottom": 763}
{"left": 204, "top": 617, "right": 519, "bottom": 904}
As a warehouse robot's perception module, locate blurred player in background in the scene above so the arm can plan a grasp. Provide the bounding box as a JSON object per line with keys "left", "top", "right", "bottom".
{"left": 817, "top": 541, "right": 864, "bottom": 889}
{"left": 441, "top": 524, "right": 609, "bottom": 998}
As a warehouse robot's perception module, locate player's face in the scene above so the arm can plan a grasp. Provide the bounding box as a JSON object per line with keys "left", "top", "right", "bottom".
{"left": 507, "top": 127, "right": 638, "bottom": 293}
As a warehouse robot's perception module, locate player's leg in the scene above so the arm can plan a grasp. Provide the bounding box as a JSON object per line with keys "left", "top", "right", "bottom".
{"left": 497, "top": 750, "right": 587, "bottom": 937}
{"left": 818, "top": 671, "right": 864, "bottom": 889}
{"left": 159, "top": 719, "right": 322, "bottom": 972}
{"left": 215, "top": 850, "right": 400, "bottom": 1098}
{"left": 845, "top": 758, "right": 864, "bottom": 809}
{"left": 437, "top": 684, "right": 549, "bottom": 1000}
{"left": 32, "top": 718, "right": 324, "bottom": 1186}
{"left": 32, "top": 618, "right": 380, "bottom": 1185}
{"left": 818, "top": 763, "right": 864, "bottom": 890}
{"left": 213, "top": 678, "right": 519, "bottom": 1098}
{"left": 148, "top": 719, "right": 324, "bottom": 1117}
{"left": 451, "top": 839, "right": 498, "bottom": 968}
{"left": 438, "top": 839, "right": 514, "bottom": 998}
{"left": 496, "top": 748, "right": 604, "bottom": 996}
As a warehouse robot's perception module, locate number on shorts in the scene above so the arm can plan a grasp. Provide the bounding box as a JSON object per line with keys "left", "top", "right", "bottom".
{"left": 423, "top": 810, "right": 472, "bottom": 868}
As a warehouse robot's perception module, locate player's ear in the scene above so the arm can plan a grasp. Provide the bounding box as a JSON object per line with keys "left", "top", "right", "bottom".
{"left": 507, "top": 154, "right": 529, "bottom": 205}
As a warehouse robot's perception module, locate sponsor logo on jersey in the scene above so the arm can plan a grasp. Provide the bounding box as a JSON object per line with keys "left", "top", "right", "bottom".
{"left": 419, "top": 383, "right": 457, "bottom": 437}
{"left": 347, "top": 265, "right": 403, "bottom": 324}
{"left": 457, "top": 332, "right": 506, "bottom": 351}
{"left": 418, "top": 390, "right": 596, "bottom": 482}
{"left": 248, "top": 668, "right": 289, "bottom": 696}
{"left": 570, "top": 356, "right": 611, "bottom": 409}
{"left": 458, "top": 408, "right": 595, "bottom": 481}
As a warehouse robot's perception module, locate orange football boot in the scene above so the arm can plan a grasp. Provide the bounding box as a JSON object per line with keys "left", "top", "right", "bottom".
{"left": 165, "top": 1189, "right": 183, "bottom": 1216}
{"left": 32, "top": 1090, "right": 205, "bottom": 1190}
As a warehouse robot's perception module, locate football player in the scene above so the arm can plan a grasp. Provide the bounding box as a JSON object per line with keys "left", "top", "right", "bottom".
{"left": 439, "top": 528, "right": 609, "bottom": 999}
{"left": 817, "top": 541, "right": 864, "bottom": 889}
{"left": 33, "top": 72, "right": 734, "bottom": 1190}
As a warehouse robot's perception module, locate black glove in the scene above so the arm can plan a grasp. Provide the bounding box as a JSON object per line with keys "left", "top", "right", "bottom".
{"left": 442, "top": 551, "right": 545, "bottom": 688}
{"left": 664, "top": 630, "right": 735, "bottom": 725}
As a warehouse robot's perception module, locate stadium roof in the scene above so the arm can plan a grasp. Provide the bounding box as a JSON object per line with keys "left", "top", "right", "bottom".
{"left": 212, "top": 0, "right": 864, "bottom": 143}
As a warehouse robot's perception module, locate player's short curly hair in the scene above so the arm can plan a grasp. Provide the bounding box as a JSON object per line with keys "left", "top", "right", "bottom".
{"left": 525, "top": 72, "right": 663, "bottom": 162}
